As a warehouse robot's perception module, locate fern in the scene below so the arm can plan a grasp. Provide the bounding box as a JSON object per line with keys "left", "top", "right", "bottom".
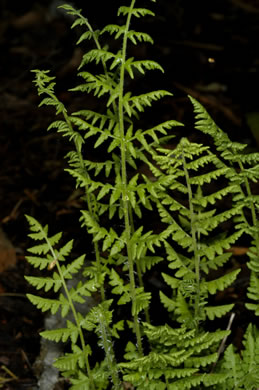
{"left": 217, "top": 324, "right": 259, "bottom": 389}
{"left": 189, "top": 96, "right": 259, "bottom": 316}
{"left": 27, "top": 1, "right": 259, "bottom": 389}
{"left": 25, "top": 215, "right": 96, "bottom": 387}
{"left": 153, "top": 138, "right": 242, "bottom": 328}
{"left": 120, "top": 323, "right": 229, "bottom": 389}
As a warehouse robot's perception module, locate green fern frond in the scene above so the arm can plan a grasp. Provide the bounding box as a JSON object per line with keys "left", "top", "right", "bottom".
{"left": 26, "top": 294, "right": 61, "bottom": 314}
{"left": 100, "top": 24, "right": 124, "bottom": 39}
{"left": 166, "top": 248, "right": 193, "bottom": 278}
{"left": 127, "top": 30, "right": 154, "bottom": 45}
{"left": 127, "top": 90, "right": 173, "bottom": 114}
{"left": 80, "top": 49, "right": 116, "bottom": 68}
{"left": 125, "top": 58, "right": 164, "bottom": 78}
{"left": 159, "top": 291, "right": 176, "bottom": 312}
{"left": 54, "top": 344, "right": 91, "bottom": 372}
{"left": 109, "top": 269, "right": 131, "bottom": 305}
{"left": 139, "top": 255, "right": 163, "bottom": 272}
{"left": 190, "top": 167, "right": 229, "bottom": 185}
{"left": 219, "top": 324, "right": 259, "bottom": 390}
{"left": 25, "top": 255, "right": 49, "bottom": 270}
{"left": 25, "top": 275, "right": 62, "bottom": 292}
{"left": 73, "top": 73, "right": 117, "bottom": 100}
{"left": 121, "top": 323, "right": 230, "bottom": 388}
{"left": 247, "top": 246, "right": 259, "bottom": 273}
{"left": 246, "top": 272, "right": 259, "bottom": 315}
{"left": 41, "top": 320, "right": 79, "bottom": 343}
{"left": 193, "top": 184, "right": 238, "bottom": 207}
{"left": 200, "top": 252, "right": 232, "bottom": 274}
{"left": 118, "top": 6, "right": 155, "bottom": 18}
{"left": 80, "top": 209, "right": 118, "bottom": 245}
{"left": 132, "top": 288, "right": 151, "bottom": 315}
{"left": 76, "top": 30, "right": 96, "bottom": 44}
{"left": 60, "top": 255, "right": 85, "bottom": 279}
{"left": 201, "top": 268, "right": 240, "bottom": 295}
{"left": 204, "top": 304, "right": 235, "bottom": 320}
{"left": 101, "top": 24, "right": 154, "bottom": 45}
{"left": 72, "top": 109, "right": 117, "bottom": 129}
{"left": 69, "top": 362, "right": 110, "bottom": 390}
{"left": 199, "top": 229, "right": 243, "bottom": 259}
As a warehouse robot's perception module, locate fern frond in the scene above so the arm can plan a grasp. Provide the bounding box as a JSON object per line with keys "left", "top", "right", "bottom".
{"left": 246, "top": 272, "right": 259, "bottom": 315}
{"left": 25, "top": 255, "right": 50, "bottom": 270}
{"left": 100, "top": 24, "right": 124, "bottom": 39}
{"left": 25, "top": 275, "right": 62, "bottom": 292}
{"left": 54, "top": 344, "right": 90, "bottom": 371}
{"left": 41, "top": 320, "right": 79, "bottom": 344}
{"left": 194, "top": 185, "right": 239, "bottom": 208}
{"left": 121, "top": 323, "right": 229, "bottom": 388}
{"left": 79, "top": 49, "right": 116, "bottom": 68}
{"left": 61, "top": 254, "right": 86, "bottom": 279}
{"left": 109, "top": 269, "right": 131, "bottom": 305}
{"left": 73, "top": 109, "right": 116, "bottom": 128}
{"left": 190, "top": 167, "right": 229, "bottom": 185}
{"left": 132, "top": 288, "right": 151, "bottom": 315}
{"left": 118, "top": 7, "right": 155, "bottom": 18}
{"left": 220, "top": 324, "right": 259, "bottom": 390}
{"left": 201, "top": 269, "right": 240, "bottom": 295}
{"left": 127, "top": 30, "right": 154, "bottom": 45}
{"left": 159, "top": 291, "right": 176, "bottom": 312}
{"left": 199, "top": 229, "right": 243, "bottom": 259}
{"left": 204, "top": 304, "right": 234, "bottom": 320}
{"left": 139, "top": 255, "right": 163, "bottom": 272}
{"left": 72, "top": 72, "right": 117, "bottom": 99}
{"left": 200, "top": 252, "right": 232, "bottom": 274}
{"left": 126, "top": 90, "right": 172, "bottom": 115}
{"left": 101, "top": 24, "right": 154, "bottom": 44}
{"left": 26, "top": 294, "right": 61, "bottom": 314}
{"left": 125, "top": 58, "right": 164, "bottom": 78}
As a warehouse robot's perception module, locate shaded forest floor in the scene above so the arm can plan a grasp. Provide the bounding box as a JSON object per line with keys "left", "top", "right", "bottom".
{"left": 0, "top": 0, "right": 259, "bottom": 388}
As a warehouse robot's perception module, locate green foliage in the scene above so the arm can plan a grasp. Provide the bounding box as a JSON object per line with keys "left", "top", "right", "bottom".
{"left": 26, "top": 1, "right": 259, "bottom": 389}
{"left": 120, "top": 323, "right": 229, "bottom": 389}
{"left": 217, "top": 324, "right": 259, "bottom": 389}
{"left": 152, "top": 137, "right": 243, "bottom": 327}
{"left": 189, "top": 97, "right": 259, "bottom": 316}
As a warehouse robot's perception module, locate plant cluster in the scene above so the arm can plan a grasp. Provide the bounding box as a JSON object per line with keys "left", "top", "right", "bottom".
{"left": 26, "top": 1, "right": 259, "bottom": 389}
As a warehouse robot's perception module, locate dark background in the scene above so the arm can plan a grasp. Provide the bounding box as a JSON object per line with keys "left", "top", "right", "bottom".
{"left": 0, "top": 0, "right": 259, "bottom": 388}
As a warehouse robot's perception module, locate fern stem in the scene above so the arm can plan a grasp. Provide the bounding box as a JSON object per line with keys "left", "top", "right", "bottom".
{"left": 76, "top": 8, "right": 119, "bottom": 119}
{"left": 118, "top": 0, "right": 143, "bottom": 356}
{"left": 129, "top": 204, "right": 151, "bottom": 324}
{"left": 97, "top": 306, "right": 121, "bottom": 389}
{"left": 44, "top": 230, "right": 96, "bottom": 389}
{"left": 181, "top": 144, "right": 201, "bottom": 329}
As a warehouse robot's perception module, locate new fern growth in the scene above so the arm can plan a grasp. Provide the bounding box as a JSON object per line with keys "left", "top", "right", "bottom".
{"left": 26, "top": 1, "right": 259, "bottom": 389}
